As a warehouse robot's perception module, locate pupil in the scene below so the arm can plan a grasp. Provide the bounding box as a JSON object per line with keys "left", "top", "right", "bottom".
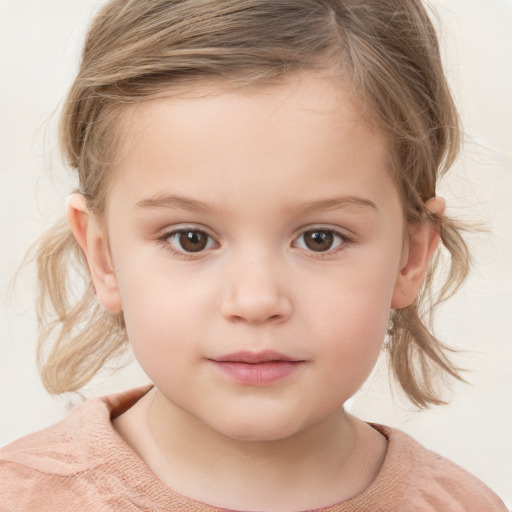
{"left": 179, "top": 231, "right": 207, "bottom": 252}
{"left": 305, "top": 230, "right": 333, "bottom": 252}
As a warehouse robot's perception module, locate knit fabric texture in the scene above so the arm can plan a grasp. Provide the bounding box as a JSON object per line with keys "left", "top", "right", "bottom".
{"left": 0, "top": 386, "right": 507, "bottom": 511}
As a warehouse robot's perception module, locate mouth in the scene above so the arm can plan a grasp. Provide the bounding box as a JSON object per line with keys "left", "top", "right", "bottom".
{"left": 208, "top": 350, "right": 305, "bottom": 386}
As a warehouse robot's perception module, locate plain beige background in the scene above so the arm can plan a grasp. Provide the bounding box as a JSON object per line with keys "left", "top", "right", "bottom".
{"left": 0, "top": 0, "right": 511, "bottom": 505}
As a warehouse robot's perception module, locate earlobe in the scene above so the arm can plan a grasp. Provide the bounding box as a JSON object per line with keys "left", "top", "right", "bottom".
{"left": 391, "top": 197, "right": 445, "bottom": 309}
{"left": 66, "top": 193, "right": 123, "bottom": 313}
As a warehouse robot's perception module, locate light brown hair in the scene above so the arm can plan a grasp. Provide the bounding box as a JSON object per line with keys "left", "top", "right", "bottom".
{"left": 35, "top": 0, "right": 469, "bottom": 406}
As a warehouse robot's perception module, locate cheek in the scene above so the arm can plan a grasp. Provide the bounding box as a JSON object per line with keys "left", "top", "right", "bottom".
{"left": 116, "top": 265, "right": 216, "bottom": 365}
{"left": 308, "top": 251, "right": 397, "bottom": 335}
{"left": 308, "top": 298, "right": 388, "bottom": 408}
{"left": 315, "top": 290, "right": 389, "bottom": 362}
{"left": 302, "top": 258, "right": 397, "bottom": 384}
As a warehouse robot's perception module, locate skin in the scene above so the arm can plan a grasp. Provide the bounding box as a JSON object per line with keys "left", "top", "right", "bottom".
{"left": 68, "top": 73, "right": 444, "bottom": 511}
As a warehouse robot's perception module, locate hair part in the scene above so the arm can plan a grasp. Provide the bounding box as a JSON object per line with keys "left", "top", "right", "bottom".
{"left": 36, "top": 0, "right": 469, "bottom": 406}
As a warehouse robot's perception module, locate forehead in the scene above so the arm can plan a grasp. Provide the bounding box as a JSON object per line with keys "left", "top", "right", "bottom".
{"left": 117, "top": 73, "right": 381, "bottom": 156}
{"left": 108, "top": 73, "right": 400, "bottom": 219}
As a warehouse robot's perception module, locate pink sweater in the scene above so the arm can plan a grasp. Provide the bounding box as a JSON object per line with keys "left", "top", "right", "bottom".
{"left": 0, "top": 386, "right": 507, "bottom": 511}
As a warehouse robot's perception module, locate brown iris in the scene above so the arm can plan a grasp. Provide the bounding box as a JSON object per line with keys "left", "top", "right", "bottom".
{"left": 178, "top": 230, "right": 209, "bottom": 252}
{"left": 303, "top": 230, "right": 334, "bottom": 252}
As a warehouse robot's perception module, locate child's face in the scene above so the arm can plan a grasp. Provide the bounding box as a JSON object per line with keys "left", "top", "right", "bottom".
{"left": 97, "top": 74, "right": 412, "bottom": 441}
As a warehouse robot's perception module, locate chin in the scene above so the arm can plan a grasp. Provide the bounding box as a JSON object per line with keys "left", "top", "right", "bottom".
{"left": 210, "top": 415, "right": 305, "bottom": 443}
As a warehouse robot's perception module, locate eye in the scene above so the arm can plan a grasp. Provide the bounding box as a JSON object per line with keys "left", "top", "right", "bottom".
{"left": 295, "top": 229, "right": 347, "bottom": 253}
{"left": 166, "top": 229, "right": 216, "bottom": 253}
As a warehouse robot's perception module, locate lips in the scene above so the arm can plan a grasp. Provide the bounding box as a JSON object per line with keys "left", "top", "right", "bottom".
{"left": 209, "top": 350, "right": 304, "bottom": 386}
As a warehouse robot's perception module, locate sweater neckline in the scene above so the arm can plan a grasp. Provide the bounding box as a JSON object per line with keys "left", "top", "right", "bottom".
{"left": 76, "top": 386, "right": 406, "bottom": 511}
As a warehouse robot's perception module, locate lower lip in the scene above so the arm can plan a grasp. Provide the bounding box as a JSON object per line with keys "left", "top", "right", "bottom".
{"left": 210, "top": 360, "right": 304, "bottom": 386}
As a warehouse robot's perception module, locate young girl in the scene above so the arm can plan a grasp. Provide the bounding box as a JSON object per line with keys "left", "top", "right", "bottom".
{"left": 0, "top": 0, "right": 508, "bottom": 510}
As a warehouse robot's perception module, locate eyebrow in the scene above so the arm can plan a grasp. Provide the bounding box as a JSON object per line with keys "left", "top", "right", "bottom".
{"left": 136, "top": 194, "right": 214, "bottom": 213}
{"left": 136, "top": 193, "right": 378, "bottom": 214}
{"left": 285, "top": 196, "right": 378, "bottom": 215}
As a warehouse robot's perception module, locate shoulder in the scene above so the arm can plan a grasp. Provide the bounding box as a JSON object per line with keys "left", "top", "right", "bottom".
{"left": 0, "top": 386, "right": 152, "bottom": 472}
{"left": 347, "top": 424, "right": 508, "bottom": 512}
{"left": 0, "top": 395, "right": 107, "bottom": 511}
{"left": 0, "top": 406, "right": 91, "bottom": 477}
{"left": 0, "top": 386, "right": 154, "bottom": 512}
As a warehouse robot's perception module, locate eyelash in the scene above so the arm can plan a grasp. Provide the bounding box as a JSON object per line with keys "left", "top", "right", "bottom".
{"left": 157, "top": 227, "right": 217, "bottom": 259}
{"left": 157, "top": 226, "right": 353, "bottom": 259}
{"left": 294, "top": 228, "right": 352, "bottom": 258}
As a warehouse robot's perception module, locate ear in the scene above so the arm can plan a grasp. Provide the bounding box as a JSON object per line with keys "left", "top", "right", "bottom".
{"left": 66, "top": 193, "right": 123, "bottom": 313}
{"left": 391, "top": 197, "right": 445, "bottom": 309}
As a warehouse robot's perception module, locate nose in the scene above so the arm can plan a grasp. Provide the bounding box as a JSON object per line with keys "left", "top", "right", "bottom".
{"left": 220, "top": 255, "right": 292, "bottom": 325}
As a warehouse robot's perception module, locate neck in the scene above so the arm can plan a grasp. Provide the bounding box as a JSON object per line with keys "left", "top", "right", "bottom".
{"left": 114, "top": 388, "right": 387, "bottom": 511}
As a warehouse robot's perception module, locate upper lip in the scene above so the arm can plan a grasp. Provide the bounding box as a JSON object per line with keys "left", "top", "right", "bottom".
{"left": 211, "top": 350, "right": 301, "bottom": 364}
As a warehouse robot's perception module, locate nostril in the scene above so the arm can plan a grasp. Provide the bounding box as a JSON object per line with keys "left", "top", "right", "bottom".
{"left": 230, "top": 313, "right": 284, "bottom": 325}
{"left": 246, "top": 314, "right": 284, "bottom": 325}
{"left": 221, "top": 295, "right": 292, "bottom": 325}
